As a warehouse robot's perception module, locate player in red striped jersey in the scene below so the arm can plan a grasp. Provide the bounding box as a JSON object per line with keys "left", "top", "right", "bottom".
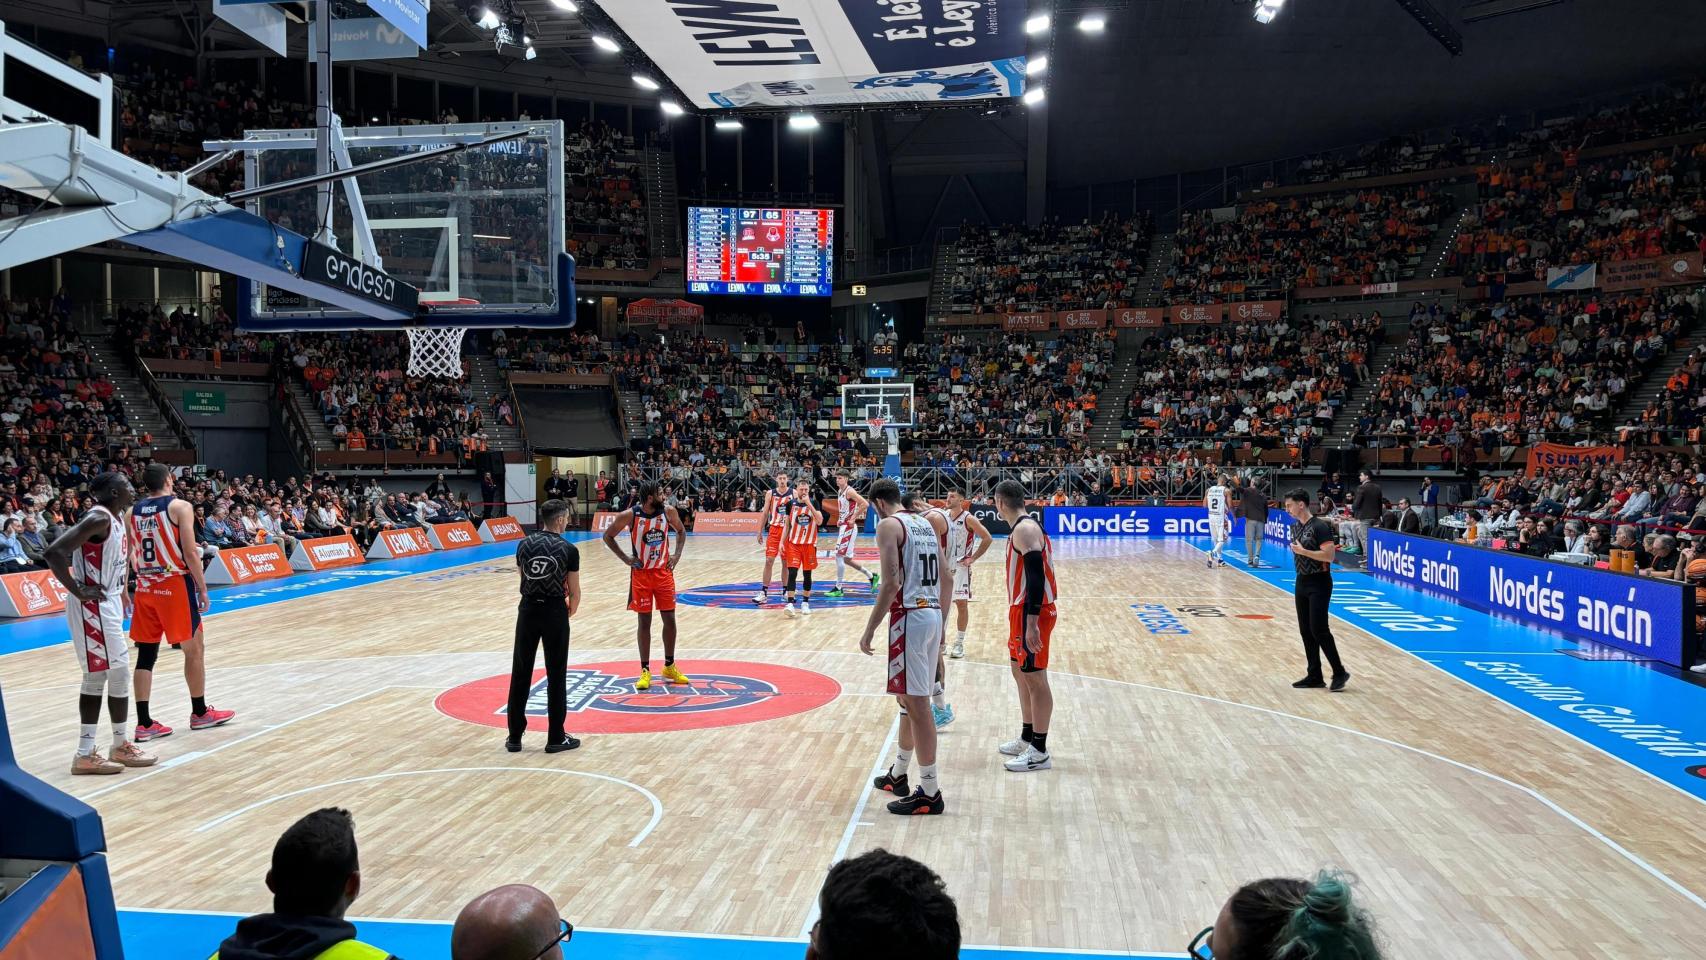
{"left": 781, "top": 479, "right": 824, "bottom": 616}
{"left": 602, "top": 481, "right": 689, "bottom": 691}
{"left": 996, "top": 480, "right": 1057, "bottom": 772}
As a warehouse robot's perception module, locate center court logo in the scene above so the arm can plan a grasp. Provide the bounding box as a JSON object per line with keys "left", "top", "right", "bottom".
{"left": 678, "top": 581, "right": 876, "bottom": 609}
{"left": 435, "top": 659, "right": 840, "bottom": 733}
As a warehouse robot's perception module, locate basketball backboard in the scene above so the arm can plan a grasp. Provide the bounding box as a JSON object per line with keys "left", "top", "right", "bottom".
{"left": 841, "top": 382, "right": 915, "bottom": 430}
{"left": 218, "top": 120, "right": 571, "bottom": 330}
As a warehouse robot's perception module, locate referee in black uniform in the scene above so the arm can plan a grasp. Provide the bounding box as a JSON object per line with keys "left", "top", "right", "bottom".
{"left": 508, "top": 498, "right": 582, "bottom": 753}
{"left": 1282, "top": 489, "right": 1350, "bottom": 692}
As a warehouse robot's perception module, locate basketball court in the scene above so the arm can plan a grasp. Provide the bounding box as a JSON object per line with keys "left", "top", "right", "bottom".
{"left": 2, "top": 531, "right": 1703, "bottom": 960}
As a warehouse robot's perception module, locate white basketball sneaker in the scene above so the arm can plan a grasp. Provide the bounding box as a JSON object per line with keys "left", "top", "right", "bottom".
{"left": 949, "top": 639, "right": 965, "bottom": 659}
{"left": 1004, "top": 747, "right": 1052, "bottom": 773}
{"left": 785, "top": 602, "right": 799, "bottom": 618}
{"left": 799, "top": 601, "right": 811, "bottom": 616}
{"left": 998, "top": 737, "right": 1030, "bottom": 757}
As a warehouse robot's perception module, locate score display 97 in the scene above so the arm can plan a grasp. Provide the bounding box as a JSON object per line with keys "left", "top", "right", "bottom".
{"left": 685, "top": 206, "right": 834, "bottom": 298}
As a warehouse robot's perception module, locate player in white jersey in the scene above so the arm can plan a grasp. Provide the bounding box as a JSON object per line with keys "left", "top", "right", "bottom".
{"left": 943, "top": 487, "right": 993, "bottom": 661}
{"left": 859, "top": 479, "right": 949, "bottom": 816}
{"left": 43, "top": 473, "right": 157, "bottom": 775}
{"left": 825, "top": 472, "right": 878, "bottom": 597}
{"left": 1205, "top": 473, "right": 1233, "bottom": 567}
{"left": 902, "top": 492, "right": 956, "bottom": 729}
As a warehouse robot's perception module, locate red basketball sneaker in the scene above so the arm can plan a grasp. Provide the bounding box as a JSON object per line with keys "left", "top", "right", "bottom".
{"left": 190, "top": 706, "right": 236, "bottom": 730}
{"left": 134, "top": 720, "right": 174, "bottom": 742}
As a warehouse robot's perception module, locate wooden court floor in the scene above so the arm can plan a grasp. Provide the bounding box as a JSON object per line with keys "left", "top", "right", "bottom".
{"left": 2, "top": 535, "right": 1703, "bottom": 958}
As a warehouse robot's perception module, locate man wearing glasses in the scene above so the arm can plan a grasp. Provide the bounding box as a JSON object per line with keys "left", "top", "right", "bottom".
{"left": 451, "top": 884, "right": 572, "bottom": 959}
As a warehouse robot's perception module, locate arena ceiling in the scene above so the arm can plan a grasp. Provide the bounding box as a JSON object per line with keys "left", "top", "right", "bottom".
{"left": 1045, "top": 0, "right": 1706, "bottom": 186}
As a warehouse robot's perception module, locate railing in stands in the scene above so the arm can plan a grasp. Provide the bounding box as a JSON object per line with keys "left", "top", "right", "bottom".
{"left": 131, "top": 356, "right": 196, "bottom": 453}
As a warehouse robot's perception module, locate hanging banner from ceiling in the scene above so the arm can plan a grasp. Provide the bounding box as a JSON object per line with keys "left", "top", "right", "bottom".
{"left": 591, "top": 0, "right": 1031, "bottom": 109}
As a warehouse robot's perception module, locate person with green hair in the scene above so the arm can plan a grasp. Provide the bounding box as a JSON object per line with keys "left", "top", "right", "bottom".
{"left": 1188, "top": 871, "right": 1382, "bottom": 960}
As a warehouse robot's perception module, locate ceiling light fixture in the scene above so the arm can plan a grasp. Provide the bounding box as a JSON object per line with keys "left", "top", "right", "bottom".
{"left": 1024, "top": 13, "right": 1050, "bottom": 33}
{"left": 660, "top": 100, "right": 684, "bottom": 116}
{"left": 1253, "top": 0, "right": 1286, "bottom": 24}
{"left": 1078, "top": 13, "right": 1106, "bottom": 32}
{"left": 477, "top": 8, "right": 501, "bottom": 30}
{"left": 1025, "top": 56, "right": 1047, "bottom": 76}
{"left": 1023, "top": 87, "right": 1045, "bottom": 106}
{"left": 549, "top": 0, "right": 578, "bottom": 10}
{"left": 591, "top": 34, "right": 619, "bottom": 52}
{"left": 788, "top": 113, "right": 819, "bottom": 130}
{"left": 715, "top": 118, "right": 743, "bottom": 131}
{"left": 633, "top": 74, "right": 660, "bottom": 91}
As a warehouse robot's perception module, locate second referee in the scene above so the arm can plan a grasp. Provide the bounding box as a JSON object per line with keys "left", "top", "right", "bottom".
{"left": 507, "top": 498, "right": 582, "bottom": 753}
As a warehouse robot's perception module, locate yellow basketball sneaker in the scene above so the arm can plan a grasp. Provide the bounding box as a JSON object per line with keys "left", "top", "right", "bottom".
{"left": 662, "top": 664, "right": 691, "bottom": 685}
{"left": 635, "top": 668, "right": 653, "bottom": 691}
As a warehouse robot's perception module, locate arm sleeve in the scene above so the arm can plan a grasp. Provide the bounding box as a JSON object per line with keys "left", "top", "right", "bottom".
{"left": 1022, "top": 550, "right": 1046, "bottom": 615}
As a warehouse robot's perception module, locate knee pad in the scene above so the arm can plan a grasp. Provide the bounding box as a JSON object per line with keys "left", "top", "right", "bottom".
{"left": 107, "top": 663, "right": 131, "bottom": 698}
{"left": 135, "top": 642, "right": 160, "bottom": 672}
{"left": 81, "top": 670, "right": 109, "bottom": 697}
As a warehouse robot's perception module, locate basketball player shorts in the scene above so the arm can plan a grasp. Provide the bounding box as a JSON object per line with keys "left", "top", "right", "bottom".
{"left": 951, "top": 563, "right": 974, "bottom": 602}
{"left": 66, "top": 593, "right": 130, "bottom": 674}
{"left": 834, "top": 525, "right": 857, "bottom": 558}
{"left": 1210, "top": 514, "right": 1231, "bottom": 546}
{"left": 888, "top": 605, "right": 945, "bottom": 697}
{"left": 1008, "top": 603, "right": 1058, "bottom": 673}
{"left": 765, "top": 524, "right": 785, "bottom": 559}
{"left": 131, "top": 573, "right": 202, "bottom": 645}
{"left": 628, "top": 567, "right": 677, "bottom": 614}
{"left": 783, "top": 540, "right": 818, "bottom": 571}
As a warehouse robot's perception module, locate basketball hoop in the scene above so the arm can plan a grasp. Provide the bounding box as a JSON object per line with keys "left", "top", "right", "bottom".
{"left": 406, "top": 326, "right": 467, "bottom": 377}
{"left": 866, "top": 417, "right": 887, "bottom": 440}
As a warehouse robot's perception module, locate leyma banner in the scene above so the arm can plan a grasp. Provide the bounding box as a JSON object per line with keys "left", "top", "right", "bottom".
{"left": 596, "top": 0, "right": 1030, "bottom": 108}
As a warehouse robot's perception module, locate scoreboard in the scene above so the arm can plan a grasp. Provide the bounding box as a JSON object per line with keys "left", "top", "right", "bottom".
{"left": 686, "top": 206, "right": 834, "bottom": 297}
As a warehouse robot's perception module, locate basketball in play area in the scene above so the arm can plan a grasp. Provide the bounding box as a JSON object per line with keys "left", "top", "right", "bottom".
{"left": 1, "top": 3, "right": 1705, "bottom": 959}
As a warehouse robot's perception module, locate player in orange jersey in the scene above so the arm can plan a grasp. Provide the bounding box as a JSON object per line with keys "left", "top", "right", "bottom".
{"left": 602, "top": 481, "right": 689, "bottom": 691}
{"left": 781, "top": 479, "right": 824, "bottom": 616}
{"left": 753, "top": 471, "right": 793, "bottom": 604}
{"left": 995, "top": 480, "right": 1056, "bottom": 773}
{"left": 127, "top": 463, "right": 235, "bottom": 741}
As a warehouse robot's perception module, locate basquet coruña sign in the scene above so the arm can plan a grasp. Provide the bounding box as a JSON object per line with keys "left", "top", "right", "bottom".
{"left": 435, "top": 660, "right": 840, "bottom": 734}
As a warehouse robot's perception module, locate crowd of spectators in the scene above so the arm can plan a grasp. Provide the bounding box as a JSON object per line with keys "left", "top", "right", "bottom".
{"left": 1165, "top": 186, "right": 1445, "bottom": 302}
{"left": 565, "top": 120, "right": 650, "bottom": 270}
{"left": 1, "top": 295, "right": 147, "bottom": 483}
{"left": 118, "top": 301, "right": 271, "bottom": 364}
{"left": 1358, "top": 290, "right": 1698, "bottom": 454}
{"left": 941, "top": 215, "right": 1151, "bottom": 314}
{"left": 1266, "top": 76, "right": 1706, "bottom": 188}
{"left": 289, "top": 333, "right": 497, "bottom": 459}
{"left": 1122, "top": 313, "right": 1377, "bottom": 456}
{"left": 904, "top": 331, "right": 1115, "bottom": 451}
{"left": 1450, "top": 143, "right": 1706, "bottom": 284}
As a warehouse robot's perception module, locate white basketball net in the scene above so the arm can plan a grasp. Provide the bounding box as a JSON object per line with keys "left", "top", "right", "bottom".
{"left": 867, "top": 417, "right": 886, "bottom": 440}
{"left": 406, "top": 327, "right": 467, "bottom": 377}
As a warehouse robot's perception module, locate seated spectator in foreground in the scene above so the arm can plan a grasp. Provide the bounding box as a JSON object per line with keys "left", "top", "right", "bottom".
{"left": 1646, "top": 534, "right": 1684, "bottom": 580}
{"left": 810, "top": 848, "right": 959, "bottom": 960}
{"left": 1191, "top": 871, "right": 1382, "bottom": 960}
{"left": 212, "top": 807, "right": 397, "bottom": 960}
{"left": 450, "top": 884, "right": 570, "bottom": 960}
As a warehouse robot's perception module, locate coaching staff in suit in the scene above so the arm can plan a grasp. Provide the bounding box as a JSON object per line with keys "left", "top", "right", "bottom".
{"left": 508, "top": 499, "right": 581, "bottom": 754}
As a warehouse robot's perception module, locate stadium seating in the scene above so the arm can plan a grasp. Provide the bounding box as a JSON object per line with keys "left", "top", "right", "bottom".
{"left": 940, "top": 216, "right": 1151, "bottom": 315}
{"left": 286, "top": 333, "right": 492, "bottom": 459}
{"left": 1449, "top": 144, "right": 1706, "bottom": 284}
{"left": 905, "top": 331, "right": 1115, "bottom": 453}
{"left": 1164, "top": 186, "right": 1446, "bottom": 303}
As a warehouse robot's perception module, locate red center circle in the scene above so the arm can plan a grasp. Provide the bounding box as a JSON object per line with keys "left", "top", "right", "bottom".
{"left": 435, "top": 659, "right": 841, "bottom": 734}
